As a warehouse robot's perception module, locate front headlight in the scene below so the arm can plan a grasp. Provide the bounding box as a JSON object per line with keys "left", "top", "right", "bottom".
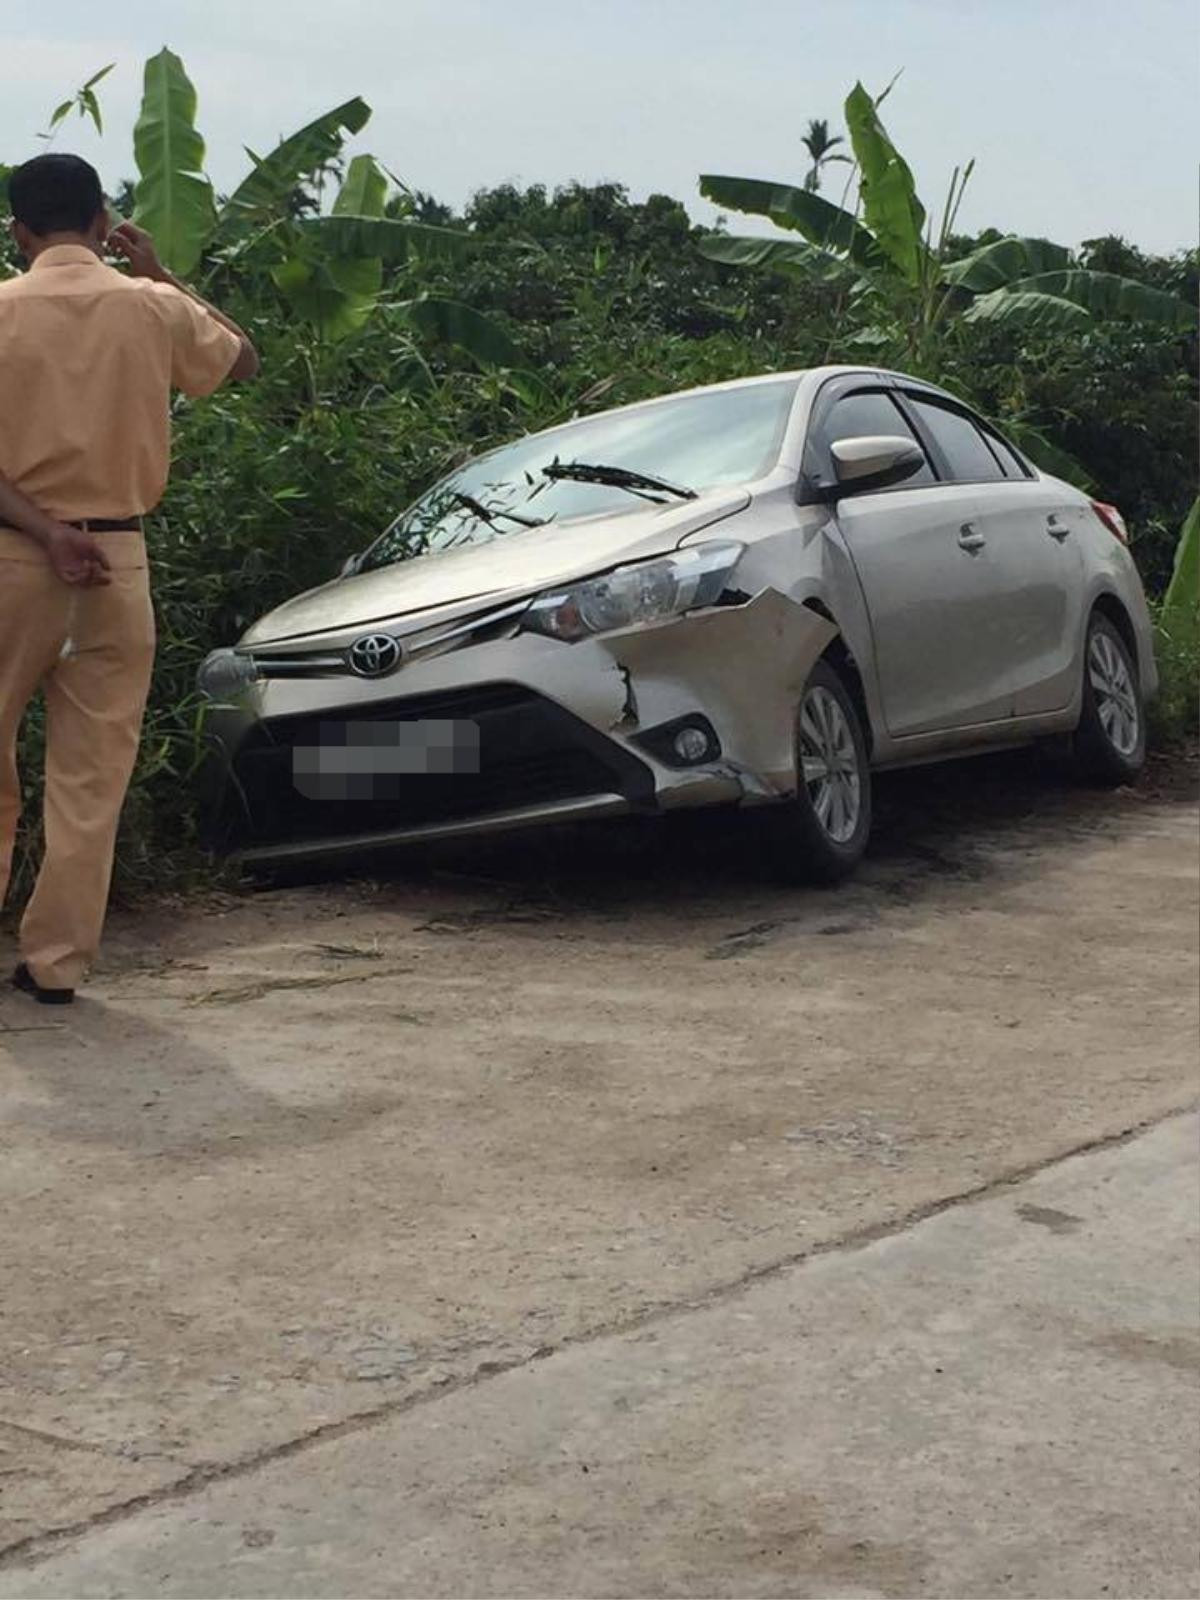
{"left": 197, "top": 647, "right": 259, "bottom": 701}
{"left": 521, "top": 541, "right": 744, "bottom": 642}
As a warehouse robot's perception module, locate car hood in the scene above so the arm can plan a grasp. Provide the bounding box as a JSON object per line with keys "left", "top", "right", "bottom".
{"left": 241, "top": 487, "right": 752, "bottom": 646}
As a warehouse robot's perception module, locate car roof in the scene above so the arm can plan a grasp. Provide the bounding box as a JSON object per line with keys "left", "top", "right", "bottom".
{"left": 520, "top": 365, "right": 963, "bottom": 445}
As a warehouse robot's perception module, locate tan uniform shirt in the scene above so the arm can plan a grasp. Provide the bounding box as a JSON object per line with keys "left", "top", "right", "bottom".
{"left": 0, "top": 244, "right": 241, "bottom": 522}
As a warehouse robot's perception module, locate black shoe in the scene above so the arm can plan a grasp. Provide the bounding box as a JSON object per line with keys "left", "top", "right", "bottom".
{"left": 12, "top": 963, "right": 75, "bottom": 1006}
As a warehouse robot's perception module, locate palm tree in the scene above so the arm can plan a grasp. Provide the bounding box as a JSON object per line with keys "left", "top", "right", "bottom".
{"left": 801, "top": 117, "right": 850, "bottom": 193}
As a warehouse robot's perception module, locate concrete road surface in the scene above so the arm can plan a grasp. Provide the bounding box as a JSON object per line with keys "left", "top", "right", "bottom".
{"left": 0, "top": 753, "right": 1196, "bottom": 1596}
{"left": 3, "top": 1114, "right": 1196, "bottom": 1599}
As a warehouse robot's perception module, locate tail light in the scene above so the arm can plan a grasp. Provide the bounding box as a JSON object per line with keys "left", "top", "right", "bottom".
{"left": 1091, "top": 501, "right": 1129, "bottom": 545}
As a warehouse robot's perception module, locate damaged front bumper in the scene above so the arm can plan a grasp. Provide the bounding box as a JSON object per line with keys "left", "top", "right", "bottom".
{"left": 201, "top": 589, "right": 836, "bottom": 865}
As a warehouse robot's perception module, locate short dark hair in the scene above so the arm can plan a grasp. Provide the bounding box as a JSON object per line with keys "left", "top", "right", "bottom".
{"left": 9, "top": 154, "right": 105, "bottom": 235}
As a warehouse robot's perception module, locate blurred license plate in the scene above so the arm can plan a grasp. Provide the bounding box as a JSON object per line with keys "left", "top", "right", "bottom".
{"left": 292, "top": 718, "right": 481, "bottom": 799}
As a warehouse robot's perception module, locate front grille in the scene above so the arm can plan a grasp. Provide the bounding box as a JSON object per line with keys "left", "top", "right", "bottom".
{"left": 217, "top": 682, "right": 654, "bottom": 849}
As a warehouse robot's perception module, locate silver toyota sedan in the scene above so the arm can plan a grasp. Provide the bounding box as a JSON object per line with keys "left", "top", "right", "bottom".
{"left": 198, "top": 366, "right": 1157, "bottom": 881}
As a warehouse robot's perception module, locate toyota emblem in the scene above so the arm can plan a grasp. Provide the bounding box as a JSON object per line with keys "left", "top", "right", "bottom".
{"left": 348, "top": 633, "right": 402, "bottom": 678}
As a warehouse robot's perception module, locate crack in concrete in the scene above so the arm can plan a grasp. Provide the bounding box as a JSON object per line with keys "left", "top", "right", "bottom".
{"left": 184, "top": 966, "right": 416, "bottom": 1007}
{"left": 1, "top": 1098, "right": 1195, "bottom": 1573}
{"left": 0, "top": 1421, "right": 110, "bottom": 1457}
{"left": 0, "top": 1015, "right": 69, "bottom": 1035}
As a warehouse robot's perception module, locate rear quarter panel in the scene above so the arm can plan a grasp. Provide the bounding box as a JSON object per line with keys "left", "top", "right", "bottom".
{"left": 1069, "top": 497, "right": 1160, "bottom": 700}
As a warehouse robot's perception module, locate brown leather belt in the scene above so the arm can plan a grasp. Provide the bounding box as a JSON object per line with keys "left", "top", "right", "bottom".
{"left": 67, "top": 517, "right": 143, "bottom": 532}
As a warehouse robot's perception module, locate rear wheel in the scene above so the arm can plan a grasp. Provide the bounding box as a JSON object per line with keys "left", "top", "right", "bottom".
{"left": 760, "top": 657, "right": 872, "bottom": 884}
{"left": 1072, "top": 612, "right": 1146, "bottom": 786}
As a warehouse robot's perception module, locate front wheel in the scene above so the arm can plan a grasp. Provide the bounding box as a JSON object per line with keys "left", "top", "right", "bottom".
{"left": 1071, "top": 613, "right": 1146, "bottom": 786}
{"left": 758, "top": 657, "right": 872, "bottom": 884}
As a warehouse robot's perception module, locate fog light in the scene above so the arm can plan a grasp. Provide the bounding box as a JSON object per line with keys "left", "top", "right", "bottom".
{"left": 634, "top": 714, "right": 721, "bottom": 768}
{"left": 673, "top": 726, "right": 712, "bottom": 763}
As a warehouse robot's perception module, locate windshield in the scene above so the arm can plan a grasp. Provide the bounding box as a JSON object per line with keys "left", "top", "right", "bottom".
{"left": 360, "top": 377, "right": 800, "bottom": 571}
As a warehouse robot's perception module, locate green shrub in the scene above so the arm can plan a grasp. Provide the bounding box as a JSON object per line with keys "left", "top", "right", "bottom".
{"left": 1150, "top": 611, "right": 1200, "bottom": 747}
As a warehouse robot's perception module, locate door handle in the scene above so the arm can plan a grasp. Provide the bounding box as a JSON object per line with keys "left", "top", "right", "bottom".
{"left": 1046, "top": 514, "right": 1071, "bottom": 541}
{"left": 958, "top": 522, "right": 986, "bottom": 552}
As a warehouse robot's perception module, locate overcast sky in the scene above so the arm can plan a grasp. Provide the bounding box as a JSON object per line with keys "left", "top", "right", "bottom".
{"left": 4, "top": 0, "right": 1196, "bottom": 254}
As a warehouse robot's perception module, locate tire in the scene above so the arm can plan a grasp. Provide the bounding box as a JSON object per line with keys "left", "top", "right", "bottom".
{"left": 1072, "top": 612, "right": 1146, "bottom": 786}
{"left": 759, "top": 656, "right": 873, "bottom": 884}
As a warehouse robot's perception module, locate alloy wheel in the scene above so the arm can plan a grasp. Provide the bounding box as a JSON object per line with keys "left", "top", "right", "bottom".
{"left": 799, "top": 685, "right": 862, "bottom": 844}
{"left": 1088, "top": 630, "right": 1139, "bottom": 757}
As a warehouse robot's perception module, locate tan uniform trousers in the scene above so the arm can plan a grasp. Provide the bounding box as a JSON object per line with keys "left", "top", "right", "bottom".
{"left": 0, "top": 528, "right": 155, "bottom": 989}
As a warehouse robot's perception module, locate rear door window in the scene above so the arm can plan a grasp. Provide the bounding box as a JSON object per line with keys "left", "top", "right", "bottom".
{"left": 982, "top": 427, "right": 1032, "bottom": 479}
{"left": 825, "top": 390, "right": 935, "bottom": 486}
{"left": 907, "top": 397, "right": 1007, "bottom": 483}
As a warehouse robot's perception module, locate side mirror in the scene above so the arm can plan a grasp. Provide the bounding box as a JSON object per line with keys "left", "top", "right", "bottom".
{"left": 822, "top": 435, "right": 926, "bottom": 499}
{"left": 339, "top": 553, "right": 362, "bottom": 579}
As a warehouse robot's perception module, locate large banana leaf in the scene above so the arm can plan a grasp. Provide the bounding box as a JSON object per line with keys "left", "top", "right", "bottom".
{"left": 1004, "top": 270, "right": 1197, "bottom": 330}
{"left": 941, "top": 236, "right": 1071, "bottom": 292}
{"left": 401, "top": 297, "right": 520, "bottom": 368}
{"left": 332, "top": 153, "right": 387, "bottom": 218}
{"left": 1161, "top": 496, "right": 1199, "bottom": 632}
{"left": 218, "top": 97, "right": 370, "bottom": 229}
{"left": 700, "top": 175, "right": 885, "bottom": 272}
{"left": 132, "top": 49, "right": 217, "bottom": 276}
{"left": 843, "top": 81, "right": 926, "bottom": 286}
{"left": 300, "top": 214, "right": 473, "bottom": 263}
{"left": 272, "top": 256, "right": 381, "bottom": 342}
{"left": 275, "top": 153, "right": 392, "bottom": 341}
{"left": 962, "top": 288, "right": 1091, "bottom": 332}
{"left": 272, "top": 154, "right": 389, "bottom": 341}
{"left": 697, "top": 232, "right": 852, "bottom": 281}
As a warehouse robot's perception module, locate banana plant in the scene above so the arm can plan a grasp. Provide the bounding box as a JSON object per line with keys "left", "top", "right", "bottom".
{"left": 267, "top": 155, "right": 520, "bottom": 360}
{"left": 942, "top": 241, "right": 1197, "bottom": 333}
{"left": 1161, "top": 497, "right": 1200, "bottom": 638}
{"left": 699, "top": 78, "right": 1197, "bottom": 357}
{"left": 272, "top": 152, "right": 390, "bottom": 340}
{"left": 130, "top": 53, "right": 467, "bottom": 276}
{"left": 217, "top": 97, "right": 373, "bottom": 233}
{"left": 129, "top": 49, "right": 515, "bottom": 362}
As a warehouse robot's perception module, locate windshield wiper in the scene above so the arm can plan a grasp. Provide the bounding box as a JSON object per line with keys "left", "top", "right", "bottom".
{"left": 541, "top": 460, "right": 697, "bottom": 503}
{"left": 447, "top": 490, "right": 548, "bottom": 529}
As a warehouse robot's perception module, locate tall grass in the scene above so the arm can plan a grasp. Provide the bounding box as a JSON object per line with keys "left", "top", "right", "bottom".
{"left": 1150, "top": 612, "right": 1200, "bottom": 748}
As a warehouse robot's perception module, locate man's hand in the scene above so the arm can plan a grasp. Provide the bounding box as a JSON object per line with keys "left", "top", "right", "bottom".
{"left": 45, "top": 525, "right": 111, "bottom": 587}
{"left": 0, "top": 474, "right": 112, "bottom": 583}
{"left": 107, "top": 220, "right": 167, "bottom": 283}
{"left": 107, "top": 220, "right": 260, "bottom": 381}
